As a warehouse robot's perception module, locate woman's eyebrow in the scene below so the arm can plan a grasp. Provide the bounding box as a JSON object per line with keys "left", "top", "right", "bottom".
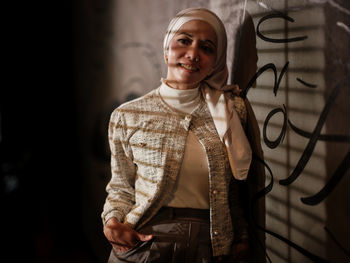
{"left": 178, "top": 32, "right": 193, "bottom": 38}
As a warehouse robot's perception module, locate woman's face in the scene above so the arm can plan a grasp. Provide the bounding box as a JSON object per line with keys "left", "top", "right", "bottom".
{"left": 166, "top": 20, "right": 217, "bottom": 90}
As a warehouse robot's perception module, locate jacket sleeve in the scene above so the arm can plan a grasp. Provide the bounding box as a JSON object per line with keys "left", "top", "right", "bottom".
{"left": 101, "top": 109, "right": 136, "bottom": 225}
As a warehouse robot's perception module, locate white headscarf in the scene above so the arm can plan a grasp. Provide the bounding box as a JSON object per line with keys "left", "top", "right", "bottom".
{"left": 163, "top": 7, "right": 252, "bottom": 180}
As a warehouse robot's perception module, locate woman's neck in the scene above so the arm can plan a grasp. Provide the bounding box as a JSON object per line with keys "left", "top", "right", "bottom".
{"left": 163, "top": 78, "right": 199, "bottom": 90}
{"left": 159, "top": 79, "right": 201, "bottom": 114}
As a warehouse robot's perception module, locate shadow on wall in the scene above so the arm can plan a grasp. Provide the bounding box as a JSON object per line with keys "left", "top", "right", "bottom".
{"left": 245, "top": 1, "right": 350, "bottom": 262}
{"left": 72, "top": 0, "right": 350, "bottom": 263}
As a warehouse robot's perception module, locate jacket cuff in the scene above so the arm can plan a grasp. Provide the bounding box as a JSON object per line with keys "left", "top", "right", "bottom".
{"left": 102, "top": 210, "right": 124, "bottom": 226}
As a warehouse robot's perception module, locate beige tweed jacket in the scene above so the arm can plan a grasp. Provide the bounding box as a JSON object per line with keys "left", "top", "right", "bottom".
{"left": 102, "top": 87, "right": 248, "bottom": 256}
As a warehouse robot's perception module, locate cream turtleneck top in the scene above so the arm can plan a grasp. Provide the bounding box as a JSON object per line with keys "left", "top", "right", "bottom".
{"left": 159, "top": 81, "right": 210, "bottom": 209}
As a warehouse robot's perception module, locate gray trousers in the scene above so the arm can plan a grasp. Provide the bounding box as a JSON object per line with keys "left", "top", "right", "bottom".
{"left": 108, "top": 207, "right": 217, "bottom": 263}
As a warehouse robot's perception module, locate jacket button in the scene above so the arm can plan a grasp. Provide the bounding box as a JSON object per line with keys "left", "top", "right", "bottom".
{"left": 214, "top": 231, "right": 218, "bottom": 235}
{"left": 212, "top": 189, "right": 218, "bottom": 194}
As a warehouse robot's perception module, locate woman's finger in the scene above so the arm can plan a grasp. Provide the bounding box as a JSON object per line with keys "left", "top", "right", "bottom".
{"left": 136, "top": 232, "right": 153, "bottom": 242}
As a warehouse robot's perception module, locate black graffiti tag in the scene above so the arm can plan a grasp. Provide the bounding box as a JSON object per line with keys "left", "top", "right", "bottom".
{"left": 245, "top": 11, "right": 350, "bottom": 262}
{"left": 279, "top": 77, "right": 349, "bottom": 186}
{"left": 260, "top": 78, "right": 350, "bottom": 205}
{"left": 257, "top": 12, "right": 308, "bottom": 43}
{"left": 242, "top": 62, "right": 289, "bottom": 98}
{"left": 250, "top": 153, "right": 331, "bottom": 263}
{"left": 263, "top": 105, "right": 287, "bottom": 149}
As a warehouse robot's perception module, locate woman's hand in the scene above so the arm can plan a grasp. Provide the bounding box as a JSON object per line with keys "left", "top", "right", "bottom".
{"left": 103, "top": 217, "right": 153, "bottom": 253}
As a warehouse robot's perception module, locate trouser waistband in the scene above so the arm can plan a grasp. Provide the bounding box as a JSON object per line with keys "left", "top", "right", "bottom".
{"left": 156, "top": 206, "right": 210, "bottom": 222}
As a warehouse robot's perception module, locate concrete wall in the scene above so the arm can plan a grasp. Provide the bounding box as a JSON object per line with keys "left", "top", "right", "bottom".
{"left": 74, "top": 0, "right": 350, "bottom": 262}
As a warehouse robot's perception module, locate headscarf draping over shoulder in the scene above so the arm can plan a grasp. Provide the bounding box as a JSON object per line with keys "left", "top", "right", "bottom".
{"left": 163, "top": 7, "right": 252, "bottom": 180}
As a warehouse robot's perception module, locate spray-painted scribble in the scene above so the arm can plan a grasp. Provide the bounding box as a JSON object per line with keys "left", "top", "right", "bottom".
{"left": 249, "top": 154, "right": 330, "bottom": 263}
{"left": 263, "top": 105, "right": 287, "bottom": 149}
{"left": 301, "top": 150, "right": 350, "bottom": 205}
{"left": 242, "top": 62, "right": 289, "bottom": 98}
{"left": 296, "top": 77, "right": 318, "bottom": 88}
{"left": 279, "top": 78, "right": 348, "bottom": 186}
{"left": 257, "top": 13, "right": 308, "bottom": 43}
{"left": 288, "top": 119, "right": 350, "bottom": 142}
{"left": 245, "top": 6, "right": 350, "bottom": 261}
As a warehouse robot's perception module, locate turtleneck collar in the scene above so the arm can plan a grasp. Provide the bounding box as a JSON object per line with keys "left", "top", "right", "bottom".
{"left": 159, "top": 79, "right": 201, "bottom": 114}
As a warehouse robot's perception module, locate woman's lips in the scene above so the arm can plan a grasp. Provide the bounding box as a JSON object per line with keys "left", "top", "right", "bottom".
{"left": 179, "top": 63, "right": 199, "bottom": 72}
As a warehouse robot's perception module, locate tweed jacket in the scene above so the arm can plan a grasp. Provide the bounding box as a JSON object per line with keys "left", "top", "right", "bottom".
{"left": 102, "top": 86, "right": 248, "bottom": 256}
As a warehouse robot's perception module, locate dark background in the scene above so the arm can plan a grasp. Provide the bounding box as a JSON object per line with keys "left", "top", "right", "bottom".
{"left": 1, "top": 2, "right": 100, "bottom": 262}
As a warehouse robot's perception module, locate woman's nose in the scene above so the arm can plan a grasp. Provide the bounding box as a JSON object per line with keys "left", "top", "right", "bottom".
{"left": 186, "top": 45, "right": 200, "bottom": 62}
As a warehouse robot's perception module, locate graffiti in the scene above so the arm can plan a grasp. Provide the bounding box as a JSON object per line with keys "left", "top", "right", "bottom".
{"left": 90, "top": 2, "right": 349, "bottom": 261}
{"left": 279, "top": 77, "right": 347, "bottom": 186}
{"left": 263, "top": 105, "right": 287, "bottom": 149}
{"left": 245, "top": 10, "right": 350, "bottom": 262}
{"left": 288, "top": 120, "right": 350, "bottom": 143}
{"left": 250, "top": 154, "right": 330, "bottom": 263}
{"left": 296, "top": 78, "right": 318, "bottom": 88}
{"left": 256, "top": 12, "right": 308, "bottom": 43}
{"left": 301, "top": 149, "right": 350, "bottom": 205}
{"left": 248, "top": 78, "right": 349, "bottom": 262}
{"left": 242, "top": 62, "right": 289, "bottom": 98}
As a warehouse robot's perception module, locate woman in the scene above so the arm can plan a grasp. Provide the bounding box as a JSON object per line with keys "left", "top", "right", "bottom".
{"left": 102, "top": 7, "right": 258, "bottom": 263}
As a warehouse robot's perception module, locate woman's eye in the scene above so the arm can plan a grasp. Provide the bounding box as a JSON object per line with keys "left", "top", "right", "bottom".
{"left": 178, "top": 38, "right": 190, "bottom": 45}
{"left": 201, "top": 45, "right": 214, "bottom": 54}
